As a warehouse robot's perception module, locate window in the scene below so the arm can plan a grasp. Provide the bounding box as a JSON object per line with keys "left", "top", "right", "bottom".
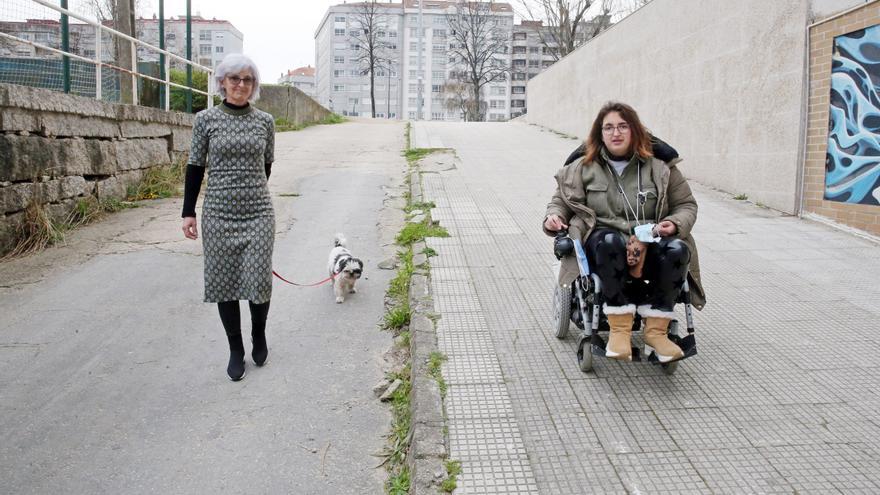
{"left": 389, "top": 31, "right": 397, "bottom": 38}
{"left": 409, "top": 111, "right": 416, "bottom": 119}
{"left": 433, "top": 29, "right": 445, "bottom": 38}
{"left": 333, "top": 84, "right": 345, "bottom": 91}
{"left": 513, "top": 32, "right": 527, "bottom": 40}
{"left": 409, "top": 83, "right": 418, "bottom": 93}
{"left": 349, "top": 30, "right": 360, "bottom": 37}
{"left": 335, "top": 29, "right": 346, "bottom": 36}
{"left": 490, "top": 86, "right": 506, "bottom": 96}
{"left": 434, "top": 16, "right": 446, "bottom": 25}
{"left": 528, "top": 60, "right": 540, "bottom": 68}
{"left": 409, "top": 70, "right": 418, "bottom": 78}
{"left": 512, "top": 86, "right": 525, "bottom": 94}
{"left": 410, "top": 42, "right": 419, "bottom": 51}
{"left": 199, "top": 44, "right": 212, "bottom": 55}
{"left": 513, "top": 46, "right": 526, "bottom": 54}
{"left": 529, "top": 46, "right": 540, "bottom": 54}
{"left": 513, "top": 59, "right": 526, "bottom": 67}
{"left": 432, "top": 70, "right": 444, "bottom": 80}
{"left": 215, "top": 46, "right": 224, "bottom": 53}
{"left": 349, "top": 98, "right": 359, "bottom": 105}
{"left": 513, "top": 72, "right": 527, "bottom": 80}
{"left": 334, "top": 55, "right": 345, "bottom": 63}
{"left": 199, "top": 30, "right": 211, "bottom": 41}
{"left": 431, "top": 112, "right": 444, "bottom": 120}
{"left": 432, "top": 43, "right": 444, "bottom": 53}
{"left": 431, "top": 84, "right": 441, "bottom": 93}
{"left": 490, "top": 100, "right": 506, "bottom": 109}
{"left": 378, "top": 31, "right": 386, "bottom": 38}
{"left": 216, "top": 33, "right": 224, "bottom": 39}
{"left": 334, "top": 69, "right": 345, "bottom": 77}
{"left": 351, "top": 43, "right": 361, "bottom": 50}
{"left": 511, "top": 100, "right": 525, "bottom": 108}
{"left": 408, "top": 97, "right": 418, "bottom": 105}
{"left": 335, "top": 16, "right": 346, "bottom": 22}
{"left": 432, "top": 56, "right": 446, "bottom": 66}
{"left": 350, "top": 70, "right": 360, "bottom": 76}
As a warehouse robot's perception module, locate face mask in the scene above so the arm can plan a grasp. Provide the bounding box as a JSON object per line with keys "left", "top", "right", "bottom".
{"left": 633, "top": 223, "right": 660, "bottom": 243}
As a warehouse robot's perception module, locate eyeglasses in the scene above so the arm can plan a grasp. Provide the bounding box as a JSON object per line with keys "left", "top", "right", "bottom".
{"left": 227, "top": 75, "right": 255, "bottom": 86}
{"left": 601, "top": 123, "right": 630, "bottom": 135}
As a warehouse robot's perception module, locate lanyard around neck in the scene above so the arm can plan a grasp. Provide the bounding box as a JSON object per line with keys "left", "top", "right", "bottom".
{"left": 605, "top": 160, "right": 646, "bottom": 225}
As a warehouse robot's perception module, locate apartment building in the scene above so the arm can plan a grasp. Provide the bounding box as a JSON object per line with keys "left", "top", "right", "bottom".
{"left": 279, "top": 65, "right": 317, "bottom": 98}
{"left": 0, "top": 15, "right": 242, "bottom": 70}
{"left": 510, "top": 20, "right": 555, "bottom": 118}
{"left": 314, "top": 1, "right": 514, "bottom": 121}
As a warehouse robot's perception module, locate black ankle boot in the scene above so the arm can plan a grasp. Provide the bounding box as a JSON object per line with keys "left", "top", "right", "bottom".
{"left": 252, "top": 329, "right": 268, "bottom": 367}
{"left": 226, "top": 332, "right": 246, "bottom": 381}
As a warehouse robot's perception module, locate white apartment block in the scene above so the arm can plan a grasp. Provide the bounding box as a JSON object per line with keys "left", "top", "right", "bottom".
{"left": 510, "top": 20, "right": 556, "bottom": 118}
{"left": 315, "top": 1, "right": 513, "bottom": 121}
{"left": 134, "top": 15, "right": 243, "bottom": 70}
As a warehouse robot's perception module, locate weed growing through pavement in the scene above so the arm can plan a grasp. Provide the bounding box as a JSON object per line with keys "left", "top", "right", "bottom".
{"left": 428, "top": 351, "right": 448, "bottom": 398}
{"left": 277, "top": 192, "right": 301, "bottom": 197}
{"left": 733, "top": 193, "right": 748, "bottom": 201}
{"left": 441, "top": 460, "right": 462, "bottom": 493}
{"left": 395, "top": 220, "right": 449, "bottom": 246}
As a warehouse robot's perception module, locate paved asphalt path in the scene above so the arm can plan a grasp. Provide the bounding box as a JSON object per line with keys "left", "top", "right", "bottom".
{"left": 0, "top": 119, "right": 407, "bottom": 494}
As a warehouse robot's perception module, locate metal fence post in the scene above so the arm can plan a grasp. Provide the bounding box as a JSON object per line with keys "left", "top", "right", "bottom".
{"left": 159, "top": 0, "right": 165, "bottom": 108}
{"left": 185, "top": 0, "right": 193, "bottom": 113}
{"left": 131, "top": 41, "right": 138, "bottom": 105}
{"left": 95, "top": 25, "right": 102, "bottom": 100}
{"left": 61, "top": 0, "right": 70, "bottom": 93}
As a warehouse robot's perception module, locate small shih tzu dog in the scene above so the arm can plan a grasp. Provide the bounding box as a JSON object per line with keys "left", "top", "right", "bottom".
{"left": 327, "top": 234, "right": 364, "bottom": 303}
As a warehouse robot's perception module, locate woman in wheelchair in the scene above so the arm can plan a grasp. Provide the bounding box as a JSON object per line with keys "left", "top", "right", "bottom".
{"left": 543, "top": 101, "right": 705, "bottom": 363}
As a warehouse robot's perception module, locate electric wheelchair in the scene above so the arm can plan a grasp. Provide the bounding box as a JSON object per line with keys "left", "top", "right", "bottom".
{"left": 551, "top": 230, "right": 697, "bottom": 375}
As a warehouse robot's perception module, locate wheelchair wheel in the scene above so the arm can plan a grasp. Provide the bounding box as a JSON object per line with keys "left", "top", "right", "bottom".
{"left": 577, "top": 339, "right": 593, "bottom": 372}
{"left": 552, "top": 284, "right": 572, "bottom": 339}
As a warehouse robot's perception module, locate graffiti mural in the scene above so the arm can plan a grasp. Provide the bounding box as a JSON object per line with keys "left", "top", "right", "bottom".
{"left": 826, "top": 25, "right": 880, "bottom": 205}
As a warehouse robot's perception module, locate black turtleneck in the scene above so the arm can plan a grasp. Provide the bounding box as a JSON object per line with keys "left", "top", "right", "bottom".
{"left": 181, "top": 100, "right": 273, "bottom": 218}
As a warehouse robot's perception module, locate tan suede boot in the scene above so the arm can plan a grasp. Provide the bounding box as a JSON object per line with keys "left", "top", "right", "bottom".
{"left": 644, "top": 317, "right": 684, "bottom": 363}
{"left": 605, "top": 313, "right": 634, "bottom": 361}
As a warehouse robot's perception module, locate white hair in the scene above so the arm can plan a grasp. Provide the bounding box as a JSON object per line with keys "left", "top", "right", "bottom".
{"left": 213, "top": 53, "right": 261, "bottom": 102}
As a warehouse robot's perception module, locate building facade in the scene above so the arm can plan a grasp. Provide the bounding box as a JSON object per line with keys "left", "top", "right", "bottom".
{"left": 279, "top": 65, "right": 317, "bottom": 98}
{"left": 314, "top": 1, "right": 514, "bottom": 121}
{"left": 0, "top": 15, "right": 242, "bottom": 70}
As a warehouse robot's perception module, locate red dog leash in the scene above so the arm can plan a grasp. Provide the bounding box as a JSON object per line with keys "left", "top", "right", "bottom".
{"left": 272, "top": 270, "right": 335, "bottom": 287}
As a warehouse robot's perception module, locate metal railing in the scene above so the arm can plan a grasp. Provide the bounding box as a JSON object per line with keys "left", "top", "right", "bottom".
{"left": 0, "top": 0, "right": 213, "bottom": 112}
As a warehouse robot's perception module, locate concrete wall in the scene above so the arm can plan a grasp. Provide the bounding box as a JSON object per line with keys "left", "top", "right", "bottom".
{"left": 811, "top": 0, "right": 869, "bottom": 18}
{"left": 254, "top": 84, "right": 332, "bottom": 126}
{"left": 525, "top": 0, "right": 810, "bottom": 213}
{"left": 0, "top": 83, "right": 193, "bottom": 254}
{"left": 802, "top": 2, "right": 880, "bottom": 235}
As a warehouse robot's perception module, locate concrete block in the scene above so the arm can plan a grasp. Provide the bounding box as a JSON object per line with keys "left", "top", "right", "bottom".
{"left": 45, "top": 198, "right": 76, "bottom": 224}
{"left": 410, "top": 314, "right": 434, "bottom": 336}
{"left": 409, "top": 457, "right": 446, "bottom": 495}
{"left": 411, "top": 422, "right": 446, "bottom": 460}
{"left": 1, "top": 182, "right": 36, "bottom": 214}
{"left": 59, "top": 176, "right": 87, "bottom": 200}
{"left": 171, "top": 127, "right": 193, "bottom": 152}
{"left": 41, "top": 113, "right": 119, "bottom": 138}
{"left": 0, "top": 210, "right": 25, "bottom": 254}
{"left": 0, "top": 135, "right": 55, "bottom": 182}
{"left": 115, "top": 139, "right": 171, "bottom": 170}
{"left": 120, "top": 120, "right": 171, "bottom": 138}
{"left": 95, "top": 176, "right": 126, "bottom": 200}
{"left": 0, "top": 108, "right": 40, "bottom": 133}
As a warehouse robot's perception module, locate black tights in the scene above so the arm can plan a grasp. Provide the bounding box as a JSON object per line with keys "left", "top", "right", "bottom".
{"left": 585, "top": 229, "right": 690, "bottom": 312}
{"left": 217, "top": 300, "right": 271, "bottom": 337}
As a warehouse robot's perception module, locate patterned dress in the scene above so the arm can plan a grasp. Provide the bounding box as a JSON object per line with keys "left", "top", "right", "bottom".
{"left": 188, "top": 103, "right": 275, "bottom": 304}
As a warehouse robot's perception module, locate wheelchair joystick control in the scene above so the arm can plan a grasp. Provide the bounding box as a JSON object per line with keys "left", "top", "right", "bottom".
{"left": 553, "top": 229, "right": 574, "bottom": 260}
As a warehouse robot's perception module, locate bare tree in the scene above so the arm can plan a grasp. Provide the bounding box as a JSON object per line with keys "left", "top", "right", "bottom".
{"left": 446, "top": 1, "right": 512, "bottom": 122}
{"left": 351, "top": 1, "right": 393, "bottom": 118}
{"left": 516, "top": 0, "right": 612, "bottom": 61}
{"left": 442, "top": 80, "right": 480, "bottom": 122}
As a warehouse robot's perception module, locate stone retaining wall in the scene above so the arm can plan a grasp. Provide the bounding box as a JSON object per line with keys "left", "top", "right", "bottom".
{"left": 0, "top": 83, "right": 194, "bottom": 254}
{"left": 254, "top": 84, "right": 332, "bottom": 126}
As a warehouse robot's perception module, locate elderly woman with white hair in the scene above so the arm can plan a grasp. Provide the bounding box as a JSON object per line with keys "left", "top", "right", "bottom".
{"left": 181, "top": 53, "right": 276, "bottom": 381}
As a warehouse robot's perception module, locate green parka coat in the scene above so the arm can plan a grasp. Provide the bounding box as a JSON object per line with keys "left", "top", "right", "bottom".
{"left": 543, "top": 156, "right": 706, "bottom": 310}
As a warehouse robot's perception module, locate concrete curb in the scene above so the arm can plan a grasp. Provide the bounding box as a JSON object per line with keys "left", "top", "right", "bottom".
{"left": 406, "top": 166, "right": 448, "bottom": 494}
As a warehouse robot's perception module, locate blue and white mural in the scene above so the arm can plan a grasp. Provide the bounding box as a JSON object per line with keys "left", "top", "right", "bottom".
{"left": 827, "top": 25, "right": 880, "bottom": 205}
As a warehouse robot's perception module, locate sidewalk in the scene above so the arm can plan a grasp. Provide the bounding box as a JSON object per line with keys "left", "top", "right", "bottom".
{"left": 414, "top": 121, "right": 880, "bottom": 494}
